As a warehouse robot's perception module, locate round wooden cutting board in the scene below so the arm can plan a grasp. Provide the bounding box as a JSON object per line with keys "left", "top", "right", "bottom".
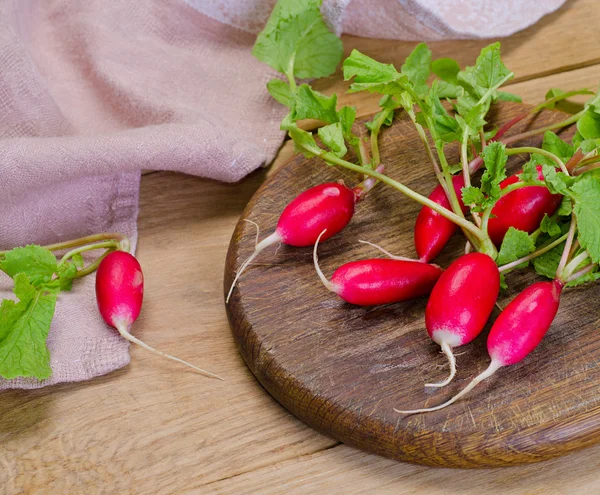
{"left": 224, "top": 102, "right": 600, "bottom": 468}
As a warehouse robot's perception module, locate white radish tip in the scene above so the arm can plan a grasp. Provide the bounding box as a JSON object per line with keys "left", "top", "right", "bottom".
{"left": 394, "top": 361, "right": 502, "bottom": 415}
{"left": 116, "top": 323, "right": 224, "bottom": 380}
{"left": 424, "top": 341, "right": 457, "bottom": 388}
{"left": 313, "top": 229, "right": 338, "bottom": 294}
{"left": 226, "top": 231, "right": 281, "bottom": 304}
{"left": 358, "top": 240, "right": 420, "bottom": 262}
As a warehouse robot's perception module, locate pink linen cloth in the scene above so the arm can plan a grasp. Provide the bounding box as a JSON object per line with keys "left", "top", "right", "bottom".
{"left": 0, "top": 0, "right": 566, "bottom": 389}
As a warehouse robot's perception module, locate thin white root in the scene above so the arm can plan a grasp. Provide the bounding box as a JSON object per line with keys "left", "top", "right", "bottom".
{"left": 495, "top": 301, "right": 504, "bottom": 312}
{"left": 226, "top": 231, "right": 281, "bottom": 303}
{"left": 425, "top": 341, "right": 457, "bottom": 388}
{"left": 243, "top": 219, "right": 261, "bottom": 247}
{"left": 117, "top": 324, "right": 224, "bottom": 380}
{"left": 464, "top": 241, "right": 472, "bottom": 254}
{"left": 394, "top": 360, "right": 502, "bottom": 414}
{"left": 313, "top": 230, "right": 337, "bottom": 293}
{"left": 358, "top": 240, "right": 419, "bottom": 262}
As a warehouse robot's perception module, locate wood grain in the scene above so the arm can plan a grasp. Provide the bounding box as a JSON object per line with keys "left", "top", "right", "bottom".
{"left": 205, "top": 442, "right": 600, "bottom": 495}
{"left": 225, "top": 102, "right": 600, "bottom": 468}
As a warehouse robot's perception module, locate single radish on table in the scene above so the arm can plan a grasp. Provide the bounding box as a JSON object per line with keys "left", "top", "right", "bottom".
{"left": 226, "top": 181, "right": 359, "bottom": 303}
{"left": 96, "top": 251, "right": 223, "bottom": 380}
{"left": 396, "top": 280, "right": 562, "bottom": 414}
{"left": 313, "top": 231, "right": 443, "bottom": 306}
{"left": 487, "top": 165, "right": 562, "bottom": 246}
{"left": 414, "top": 175, "right": 467, "bottom": 263}
{"left": 423, "top": 252, "right": 500, "bottom": 388}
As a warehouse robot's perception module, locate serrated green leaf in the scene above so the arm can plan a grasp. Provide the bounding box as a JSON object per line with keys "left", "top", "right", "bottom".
{"left": 558, "top": 196, "right": 573, "bottom": 216}
{"left": 480, "top": 141, "right": 508, "bottom": 200}
{"left": 461, "top": 186, "right": 485, "bottom": 209}
{"left": 267, "top": 79, "right": 294, "bottom": 108}
{"left": 401, "top": 43, "right": 431, "bottom": 98}
{"left": 343, "top": 49, "right": 399, "bottom": 84}
{"left": 337, "top": 106, "right": 357, "bottom": 143}
{"left": 542, "top": 164, "right": 573, "bottom": 195}
{"left": 0, "top": 246, "right": 57, "bottom": 287}
{"left": 542, "top": 131, "right": 574, "bottom": 162}
{"left": 540, "top": 214, "right": 562, "bottom": 237}
{"left": 318, "top": 122, "right": 347, "bottom": 158}
{"left": 0, "top": 274, "right": 58, "bottom": 380}
{"left": 456, "top": 42, "right": 512, "bottom": 100}
{"left": 571, "top": 176, "right": 600, "bottom": 262}
{"left": 292, "top": 84, "right": 338, "bottom": 123}
{"left": 56, "top": 262, "right": 78, "bottom": 291}
{"left": 432, "top": 58, "right": 460, "bottom": 84}
{"left": 519, "top": 160, "right": 539, "bottom": 183}
{"left": 533, "top": 242, "right": 564, "bottom": 279}
{"left": 577, "top": 109, "right": 600, "bottom": 140}
{"left": 252, "top": 0, "right": 343, "bottom": 79}
{"left": 497, "top": 227, "right": 535, "bottom": 267}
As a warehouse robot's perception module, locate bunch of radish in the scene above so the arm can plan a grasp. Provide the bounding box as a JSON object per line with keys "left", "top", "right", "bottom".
{"left": 243, "top": 5, "right": 600, "bottom": 418}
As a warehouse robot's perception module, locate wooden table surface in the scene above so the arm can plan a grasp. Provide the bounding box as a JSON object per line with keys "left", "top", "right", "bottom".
{"left": 3, "top": 1, "right": 600, "bottom": 493}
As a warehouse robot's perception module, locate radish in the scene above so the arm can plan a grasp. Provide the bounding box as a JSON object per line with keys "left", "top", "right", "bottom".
{"left": 395, "top": 280, "right": 562, "bottom": 414}
{"left": 423, "top": 252, "right": 500, "bottom": 387}
{"left": 226, "top": 182, "right": 357, "bottom": 302}
{"left": 414, "top": 175, "right": 467, "bottom": 262}
{"left": 96, "top": 251, "right": 223, "bottom": 380}
{"left": 313, "top": 232, "right": 443, "bottom": 306}
{"left": 488, "top": 165, "right": 562, "bottom": 246}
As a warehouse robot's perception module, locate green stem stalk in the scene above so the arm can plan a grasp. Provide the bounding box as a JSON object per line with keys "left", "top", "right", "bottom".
{"left": 315, "top": 149, "right": 492, "bottom": 250}
{"left": 0, "top": 233, "right": 130, "bottom": 257}
{"left": 498, "top": 233, "right": 569, "bottom": 273}
{"left": 505, "top": 147, "right": 567, "bottom": 173}
{"left": 562, "top": 251, "right": 590, "bottom": 282}
{"left": 502, "top": 111, "right": 584, "bottom": 146}
{"left": 58, "top": 240, "right": 120, "bottom": 268}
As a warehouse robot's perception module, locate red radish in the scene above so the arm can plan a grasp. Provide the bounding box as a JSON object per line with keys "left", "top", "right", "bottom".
{"left": 395, "top": 280, "right": 562, "bottom": 414}
{"left": 96, "top": 251, "right": 223, "bottom": 380}
{"left": 414, "top": 175, "right": 467, "bottom": 262}
{"left": 488, "top": 165, "right": 562, "bottom": 246}
{"left": 423, "top": 252, "right": 500, "bottom": 388}
{"left": 226, "top": 182, "right": 357, "bottom": 302}
{"left": 313, "top": 232, "right": 443, "bottom": 306}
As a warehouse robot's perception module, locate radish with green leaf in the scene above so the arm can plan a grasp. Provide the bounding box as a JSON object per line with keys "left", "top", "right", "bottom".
{"left": 96, "top": 251, "right": 223, "bottom": 380}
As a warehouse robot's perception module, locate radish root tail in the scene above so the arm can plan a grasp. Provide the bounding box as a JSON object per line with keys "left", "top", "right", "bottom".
{"left": 394, "top": 361, "right": 502, "bottom": 415}
{"left": 243, "top": 219, "right": 261, "bottom": 247}
{"left": 226, "top": 231, "right": 281, "bottom": 303}
{"left": 116, "top": 324, "right": 224, "bottom": 380}
{"left": 425, "top": 341, "right": 456, "bottom": 388}
{"left": 313, "top": 230, "right": 337, "bottom": 293}
{"left": 358, "top": 240, "right": 419, "bottom": 262}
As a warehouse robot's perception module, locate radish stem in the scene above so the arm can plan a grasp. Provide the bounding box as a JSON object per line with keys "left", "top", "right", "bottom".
{"left": 0, "top": 232, "right": 130, "bottom": 256}
{"left": 566, "top": 263, "right": 597, "bottom": 283}
{"left": 115, "top": 323, "right": 224, "bottom": 380}
{"left": 395, "top": 360, "right": 502, "bottom": 414}
{"left": 425, "top": 341, "right": 456, "bottom": 388}
{"left": 556, "top": 213, "right": 577, "bottom": 278}
{"left": 503, "top": 110, "right": 584, "bottom": 146}
{"left": 505, "top": 147, "right": 566, "bottom": 173}
{"left": 499, "top": 233, "right": 569, "bottom": 273}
